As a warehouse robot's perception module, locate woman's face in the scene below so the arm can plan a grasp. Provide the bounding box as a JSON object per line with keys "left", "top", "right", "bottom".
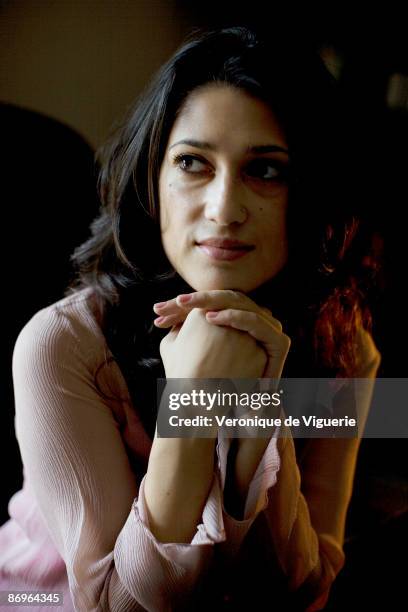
{"left": 159, "top": 83, "right": 289, "bottom": 293}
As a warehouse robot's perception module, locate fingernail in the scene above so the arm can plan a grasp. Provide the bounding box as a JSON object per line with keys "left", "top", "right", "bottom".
{"left": 178, "top": 294, "right": 192, "bottom": 303}
{"left": 206, "top": 311, "right": 218, "bottom": 318}
{"left": 154, "top": 316, "right": 165, "bottom": 324}
{"left": 154, "top": 301, "right": 167, "bottom": 309}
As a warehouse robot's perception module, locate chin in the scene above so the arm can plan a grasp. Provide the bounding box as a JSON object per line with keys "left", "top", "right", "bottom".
{"left": 179, "top": 264, "right": 270, "bottom": 293}
{"left": 190, "top": 278, "right": 262, "bottom": 293}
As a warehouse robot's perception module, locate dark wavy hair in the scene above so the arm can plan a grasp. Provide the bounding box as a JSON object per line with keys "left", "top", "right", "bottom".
{"left": 67, "top": 26, "right": 379, "bottom": 439}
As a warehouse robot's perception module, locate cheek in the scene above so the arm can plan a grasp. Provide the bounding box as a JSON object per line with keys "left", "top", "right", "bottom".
{"left": 159, "top": 177, "right": 179, "bottom": 233}
{"left": 258, "top": 207, "right": 288, "bottom": 256}
{"left": 160, "top": 182, "right": 193, "bottom": 241}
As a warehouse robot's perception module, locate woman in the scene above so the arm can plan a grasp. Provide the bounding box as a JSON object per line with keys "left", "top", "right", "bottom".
{"left": 0, "top": 26, "right": 381, "bottom": 611}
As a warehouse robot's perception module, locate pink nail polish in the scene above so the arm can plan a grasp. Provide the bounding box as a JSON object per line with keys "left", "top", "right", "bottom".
{"left": 154, "top": 302, "right": 167, "bottom": 309}
{"left": 154, "top": 316, "right": 165, "bottom": 324}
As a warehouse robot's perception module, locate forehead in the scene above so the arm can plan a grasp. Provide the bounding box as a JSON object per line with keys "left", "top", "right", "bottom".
{"left": 168, "top": 83, "right": 287, "bottom": 151}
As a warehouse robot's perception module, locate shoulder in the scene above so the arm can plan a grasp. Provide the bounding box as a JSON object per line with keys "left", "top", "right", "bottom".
{"left": 12, "top": 288, "right": 110, "bottom": 376}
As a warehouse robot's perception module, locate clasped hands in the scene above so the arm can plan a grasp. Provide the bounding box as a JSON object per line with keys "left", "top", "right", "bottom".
{"left": 153, "top": 289, "right": 291, "bottom": 380}
{"left": 153, "top": 290, "right": 290, "bottom": 512}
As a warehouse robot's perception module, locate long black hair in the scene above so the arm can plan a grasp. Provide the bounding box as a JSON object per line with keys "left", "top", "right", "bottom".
{"left": 67, "top": 26, "right": 379, "bottom": 439}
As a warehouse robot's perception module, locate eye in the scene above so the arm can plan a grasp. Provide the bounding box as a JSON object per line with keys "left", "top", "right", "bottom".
{"left": 245, "top": 159, "right": 289, "bottom": 182}
{"left": 172, "top": 153, "right": 210, "bottom": 175}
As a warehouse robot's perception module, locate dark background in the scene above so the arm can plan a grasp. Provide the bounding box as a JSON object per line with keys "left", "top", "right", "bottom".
{"left": 1, "top": 2, "right": 407, "bottom": 609}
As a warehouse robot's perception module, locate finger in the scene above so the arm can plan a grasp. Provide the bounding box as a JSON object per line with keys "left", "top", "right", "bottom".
{"left": 154, "top": 292, "right": 228, "bottom": 316}
{"left": 259, "top": 307, "right": 282, "bottom": 331}
{"left": 178, "top": 290, "right": 284, "bottom": 331}
{"left": 178, "top": 289, "right": 245, "bottom": 311}
{"left": 153, "top": 313, "right": 187, "bottom": 328}
{"left": 205, "top": 308, "right": 277, "bottom": 342}
{"left": 196, "top": 291, "right": 283, "bottom": 332}
{"left": 206, "top": 309, "right": 290, "bottom": 361}
{"left": 153, "top": 289, "right": 242, "bottom": 315}
{"left": 155, "top": 290, "right": 284, "bottom": 333}
{"left": 153, "top": 296, "right": 190, "bottom": 315}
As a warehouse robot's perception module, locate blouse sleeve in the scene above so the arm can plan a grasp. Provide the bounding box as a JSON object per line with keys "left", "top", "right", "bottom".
{"left": 216, "top": 328, "right": 382, "bottom": 611}
{"left": 12, "top": 307, "right": 226, "bottom": 612}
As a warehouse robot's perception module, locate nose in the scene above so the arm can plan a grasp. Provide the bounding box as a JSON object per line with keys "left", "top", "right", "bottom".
{"left": 203, "top": 172, "right": 247, "bottom": 226}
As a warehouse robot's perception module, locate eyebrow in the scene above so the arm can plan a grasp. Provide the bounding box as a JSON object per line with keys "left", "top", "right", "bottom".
{"left": 169, "top": 139, "right": 290, "bottom": 156}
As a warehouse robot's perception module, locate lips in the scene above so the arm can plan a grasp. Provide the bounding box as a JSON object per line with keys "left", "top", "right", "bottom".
{"left": 197, "top": 238, "right": 254, "bottom": 249}
{"left": 196, "top": 238, "right": 255, "bottom": 261}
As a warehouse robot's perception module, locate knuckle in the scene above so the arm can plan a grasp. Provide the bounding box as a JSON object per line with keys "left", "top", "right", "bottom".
{"left": 224, "top": 308, "right": 235, "bottom": 322}
{"left": 260, "top": 306, "right": 282, "bottom": 329}
{"left": 227, "top": 289, "right": 241, "bottom": 303}
{"left": 281, "top": 333, "right": 291, "bottom": 349}
{"left": 268, "top": 312, "right": 283, "bottom": 331}
{"left": 188, "top": 307, "right": 204, "bottom": 320}
{"left": 248, "top": 311, "right": 258, "bottom": 323}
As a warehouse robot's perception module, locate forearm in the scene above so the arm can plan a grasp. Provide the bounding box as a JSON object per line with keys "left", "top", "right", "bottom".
{"left": 144, "top": 435, "right": 217, "bottom": 543}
